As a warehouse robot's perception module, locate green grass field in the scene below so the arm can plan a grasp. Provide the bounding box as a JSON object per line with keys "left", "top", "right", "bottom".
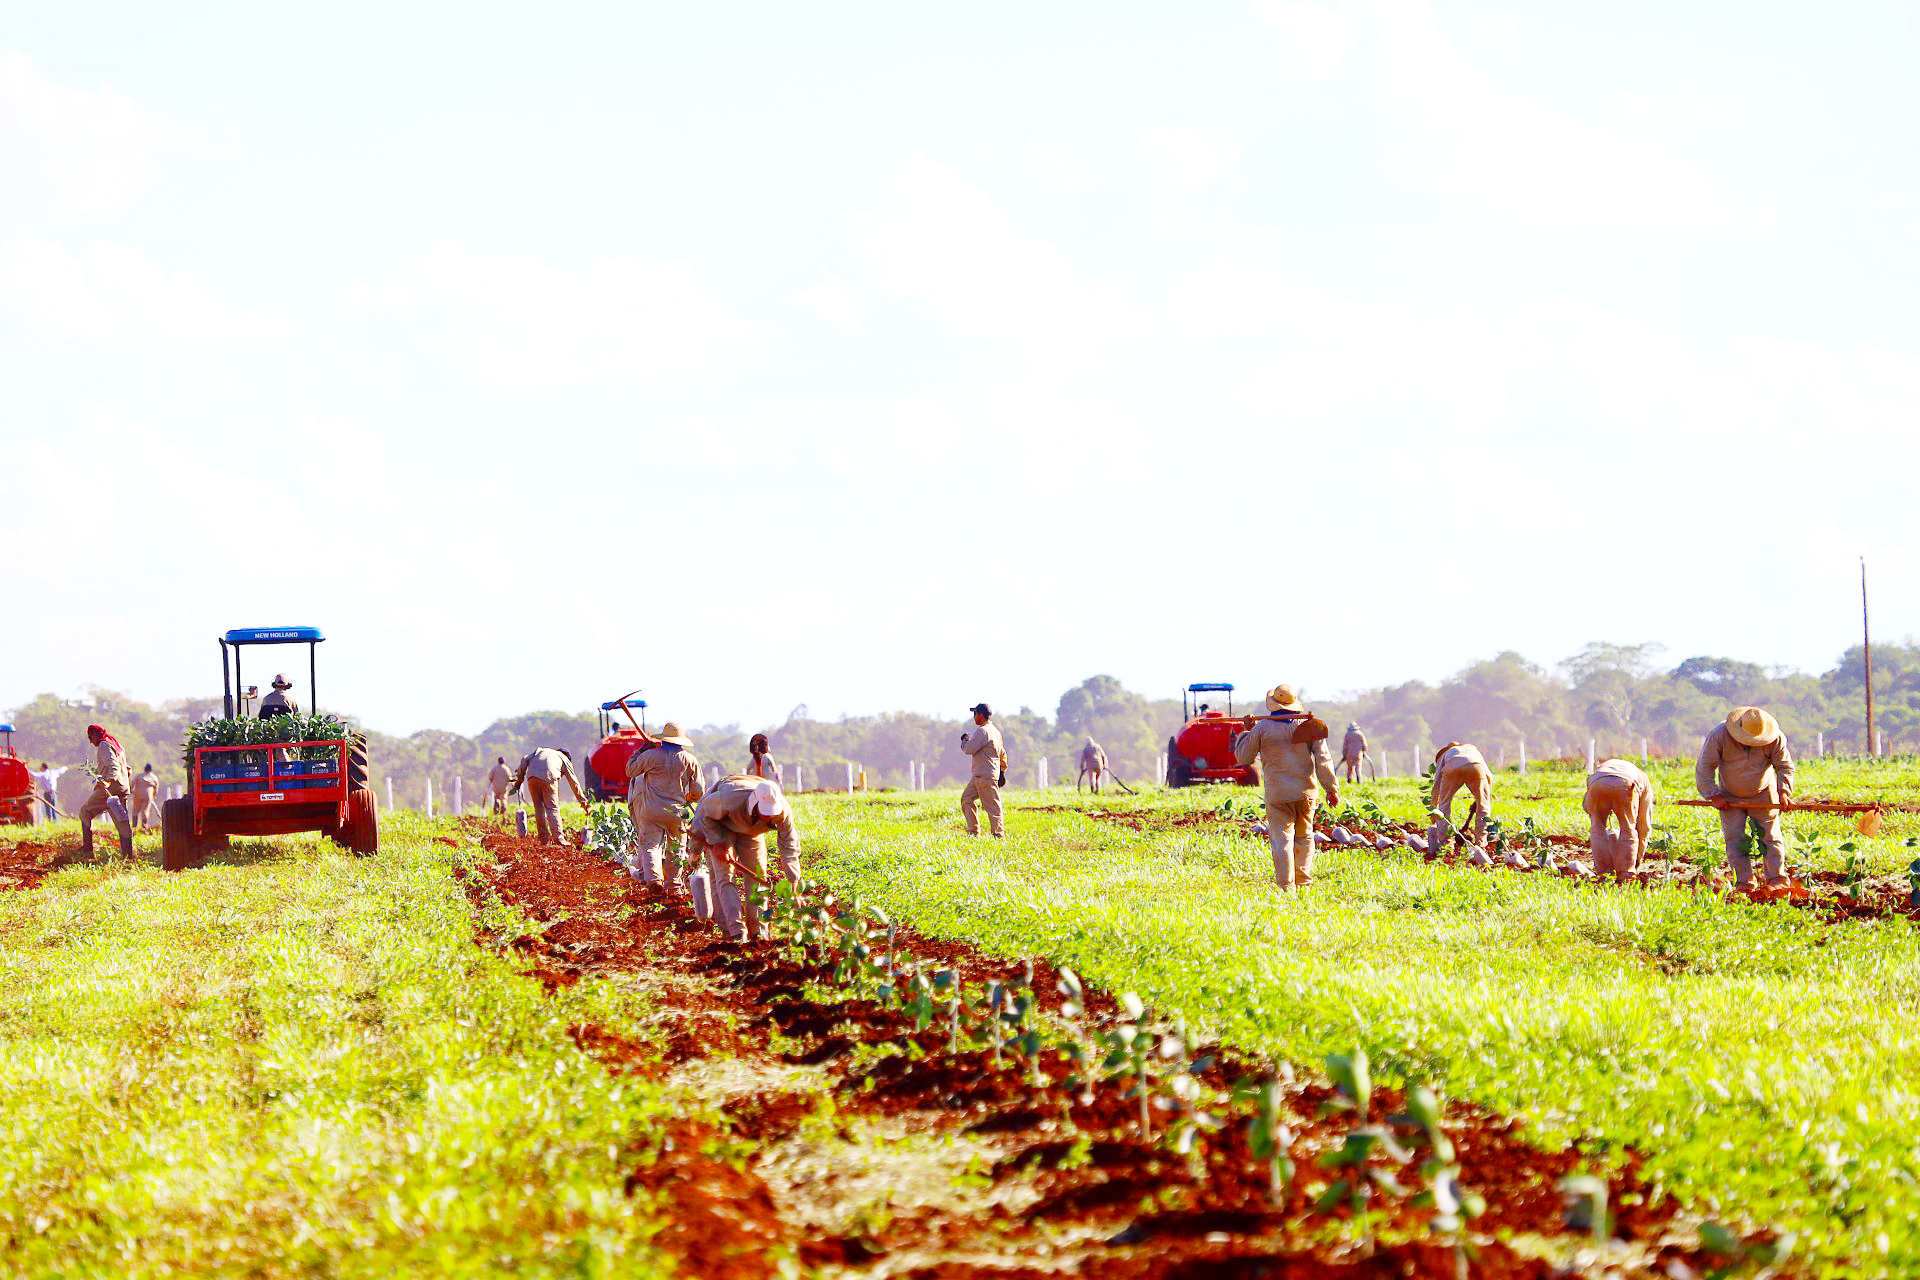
{"left": 0, "top": 815, "right": 678, "bottom": 1278}
{"left": 796, "top": 757, "right": 1920, "bottom": 1276}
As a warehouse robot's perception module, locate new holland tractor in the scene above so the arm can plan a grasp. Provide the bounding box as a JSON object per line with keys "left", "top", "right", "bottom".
{"left": 1164, "top": 682, "right": 1258, "bottom": 788}
{"left": 584, "top": 690, "right": 650, "bottom": 801}
{"left": 0, "top": 723, "right": 34, "bottom": 826}
{"left": 160, "top": 627, "right": 378, "bottom": 871}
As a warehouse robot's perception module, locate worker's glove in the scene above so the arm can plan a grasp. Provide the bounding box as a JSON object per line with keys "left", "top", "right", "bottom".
{"left": 959, "top": 733, "right": 968, "bottom": 746}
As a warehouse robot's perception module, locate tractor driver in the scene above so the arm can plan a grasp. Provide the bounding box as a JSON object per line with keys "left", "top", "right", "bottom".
{"left": 259, "top": 675, "right": 299, "bottom": 719}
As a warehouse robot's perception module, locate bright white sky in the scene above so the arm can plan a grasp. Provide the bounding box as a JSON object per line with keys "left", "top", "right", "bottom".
{"left": 3, "top": 1, "right": 1915, "bottom": 735}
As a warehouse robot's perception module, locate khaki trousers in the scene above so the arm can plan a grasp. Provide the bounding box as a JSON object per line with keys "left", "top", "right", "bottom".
{"left": 489, "top": 788, "right": 507, "bottom": 816}
{"left": 1584, "top": 774, "right": 1650, "bottom": 881}
{"left": 527, "top": 777, "right": 563, "bottom": 844}
{"left": 132, "top": 791, "right": 160, "bottom": 828}
{"left": 707, "top": 833, "right": 802, "bottom": 942}
{"left": 629, "top": 809, "right": 688, "bottom": 892}
{"left": 1266, "top": 796, "right": 1316, "bottom": 888}
{"left": 1720, "top": 804, "right": 1785, "bottom": 889}
{"left": 78, "top": 782, "right": 132, "bottom": 851}
{"left": 961, "top": 776, "right": 1004, "bottom": 837}
{"left": 1430, "top": 762, "right": 1491, "bottom": 850}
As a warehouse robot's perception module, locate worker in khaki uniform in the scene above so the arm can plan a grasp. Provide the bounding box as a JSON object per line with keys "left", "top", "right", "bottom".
{"left": 688, "top": 776, "right": 800, "bottom": 943}
{"left": 625, "top": 723, "right": 703, "bottom": 892}
{"left": 747, "top": 733, "right": 780, "bottom": 784}
{"left": 1340, "top": 723, "right": 1368, "bottom": 783}
{"left": 1696, "top": 706, "right": 1795, "bottom": 891}
{"left": 1429, "top": 742, "right": 1493, "bottom": 854}
{"left": 78, "top": 724, "right": 133, "bottom": 858}
{"left": 1233, "top": 685, "right": 1341, "bottom": 889}
{"left": 959, "top": 702, "right": 1006, "bottom": 837}
{"left": 130, "top": 764, "right": 161, "bottom": 829}
{"left": 509, "top": 747, "right": 590, "bottom": 845}
{"left": 259, "top": 675, "right": 299, "bottom": 719}
{"left": 486, "top": 756, "right": 512, "bottom": 816}
{"left": 1078, "top": 738, "right": 1108, "bottom": 793}
{"left": 1584, "top": 758, "right": 1653, "bottom": 882}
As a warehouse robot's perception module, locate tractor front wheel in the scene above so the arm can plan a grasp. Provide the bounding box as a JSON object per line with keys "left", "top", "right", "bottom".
{"left": 160, "top": 797, "right": 198, "bottom": 871}
{"left": 342, "top": 787, "right": 379, "bottom": 857}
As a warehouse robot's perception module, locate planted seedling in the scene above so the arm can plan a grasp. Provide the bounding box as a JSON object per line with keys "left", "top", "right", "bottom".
{"left": 1237, "top": 1073, "right": 1296, "bottom": 1204}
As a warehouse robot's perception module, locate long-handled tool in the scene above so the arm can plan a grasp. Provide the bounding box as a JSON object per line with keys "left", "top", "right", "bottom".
{"left": 1672, "top": 797, "right": 1910, "bottom": 837}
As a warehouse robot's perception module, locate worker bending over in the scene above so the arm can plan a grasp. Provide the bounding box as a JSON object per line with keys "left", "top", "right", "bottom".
{"left": 486, "top": 756, "right": 512, "bottom": 815}
{"left": 1584, "top": 758, "right": 1653, "bottom": 882}
{"left": 960, "top": 702, "right": 1006, "bottom": 838}
{"left": 131, "top": 764, "right": 161, "bottom": 829}
{"left": 79, "top": 724, "right": 133, "bottom": 858}
{"left": 510, "top": 747, "right": 590, "bottom": 845}
{"left": 1429, "top": 742, "right": 1493, "bottom": 853}
{"left": 1233, "top": 684, "right": 1340, "bottom": 889}
{"left": 626, "top": 723, "right": 703, "bottom": 892}
{"left": 688, "top": 776, "right": 801, "bottom": 943}
{"left": 1079, "top": 738, "right": 1108, "bottom": 793}
{"left": 1696, "top": 706, "right": 1795, "bottom": 892}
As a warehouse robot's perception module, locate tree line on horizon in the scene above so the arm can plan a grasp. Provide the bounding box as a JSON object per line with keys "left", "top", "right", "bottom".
{"left": 5, "top": 641, "right": 1910, "bottom": 815}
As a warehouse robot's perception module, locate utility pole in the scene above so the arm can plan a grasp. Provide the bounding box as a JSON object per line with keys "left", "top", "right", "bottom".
{"left": 1863, "top": 557, "right": 1876, "bottom": 756}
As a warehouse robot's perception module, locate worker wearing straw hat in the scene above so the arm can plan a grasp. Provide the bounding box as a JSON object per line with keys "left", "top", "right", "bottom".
{"left": 960, "top": 702, "right": 1006, "bottom": 838}
{"left": 1429, "top": 742, "right": 1493, "bottom": 854}
{"left": 509, "top": 747, "right": 590, "bottom": 845}
{"left": 259, "top": 674, "right": 299, "bottom": 719}
{"left": 688, "top": 775, "right": 801, "bottom": 943}
{"left": 78, "top": 724, "right": 133, "bottom": 858}
{"left": 1696, "top": 706, "right": 1796, "bottom": 891}
{"left": 1584, "top": 757, "right": 1653, "bottom": 882}
{"left": 1340, "top": 723, "right": 1368, "bottom": 783}
{"left": 1233, "top": 684, "right": 1340, "bottom": 889}
{"left": 625, "top": 723, "right": 704, "bottom": 892}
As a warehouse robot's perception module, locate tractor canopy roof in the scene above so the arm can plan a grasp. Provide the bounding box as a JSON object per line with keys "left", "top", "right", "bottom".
{"left": 1186, "top": 683, "right": 1235, "bottom": 693}
{"left": 600, "top": 698, "right": 648, "bottom": 711}
{"left": 0, "top": 723, "right": 13, "bottom": 734}
{"left": 224, "top": 626, "right": 325, "bottom": 645}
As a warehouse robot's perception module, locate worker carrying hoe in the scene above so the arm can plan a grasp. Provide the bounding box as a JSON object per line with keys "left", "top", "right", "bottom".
{"left": 1429, "top": 742, "right": 1493, "bottom": 854}
{"left": 625, "top": 722, "right": 703, "bottom": 893}
{"left": 688, "top": 775, "right": 801, "bottom": 944}
{"left": 1584, "top": 757, "right": 1654, "bottom": 882}
{"left": 509, "top": 747, "right": 591, "bottom": 845}
{"left": 79, "top": 724, "right": 134, "bottom": 858}
{"left": 1696, "top": 706, "right": 1795, "bottom": 893}
{"left": 1233, "top": 685, "right": 1340, "bottom": 890}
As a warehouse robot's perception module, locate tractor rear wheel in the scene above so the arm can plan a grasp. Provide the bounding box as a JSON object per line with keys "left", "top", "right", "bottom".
{"left": 342, "top": 787, "right": 379, "bottom": 857}
{"left": 160, "top": 797, "right": 197, "bottom": 872}
{"left": 1166, "top": 738, "right": 1193, "bottom": 788}
{"left": 347, "top": 733, "right": 369, "bottom": 789}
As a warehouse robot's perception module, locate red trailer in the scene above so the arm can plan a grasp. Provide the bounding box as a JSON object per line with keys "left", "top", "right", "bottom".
{"left": 160, "top": 627, "right": 378, "bottom": 870}
{"left": 1164, "top": 683, "right": 1258, "bottom": 788}
{"left": 584, "top": 691, "right": 650, "bottom": 801}
{"left": 0, "top": 724, "right": 33, "bottom": 826}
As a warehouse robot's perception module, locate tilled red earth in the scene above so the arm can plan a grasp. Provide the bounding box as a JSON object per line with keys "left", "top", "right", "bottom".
{"left": 459, "top": 823, "right": 1780, "bottom": 1278}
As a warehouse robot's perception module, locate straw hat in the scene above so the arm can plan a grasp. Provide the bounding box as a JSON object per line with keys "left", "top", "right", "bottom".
{"left": 657, "top": 721, "right": 693, "bottom": 747}
{"left": 271, "top": 674, "right": 292, "bottom": 689}
{"left": 1725, "top": 706, "right": 1780, "bottom": 748}
{"left": 1265, "top": 684, "right": 1303, "bottom": 712}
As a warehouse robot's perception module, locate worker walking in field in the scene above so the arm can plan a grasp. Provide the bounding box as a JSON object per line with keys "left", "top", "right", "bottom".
{"left": 747, "top": 733, "right": 780, "bottom": 784}
{"left": 688, "top": 776, "right": 800, "bottom": 943}
{"left": 1696, "top": 706, "right": 1795, "bottom": 893}
{"left": 626, "top": 723, "right": 703, "bottom": 892}
{"left": 1340, "top": 723, "right": 1368, "bottom": 783}
{"left": 1429, "top": 742, "right": 1493, "bottom": 854}
{"left": 131, "top": 764, "right": 161, "bottom": 829}
{"left": 259, "top": 675, "right": 299, "bottom": 719}
{"left": 486, "top": 756, "right": 512, "bottom": 816}
{"left": 1078, "top": 738, "right": 1108, "bottom": 793}
{"left": 34, "top": 761, "right": 66, "bottom": 823}
{"left": 960, "top": 702, "right": 1006, "bottom": 837}
{"left": 509, "top": 747, "right": 590, "bottom": 845}
{"left": 1233, "top": 685, "right": 1341, "bottom": 889}
{"left": 1584, "top": 757, "right": 1653, "bottom": 882}
{"left": 78, "top": 724, "right": 133, "bottom": 858}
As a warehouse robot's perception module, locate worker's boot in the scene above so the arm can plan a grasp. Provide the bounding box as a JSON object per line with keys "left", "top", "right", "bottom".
{"left": 79, "top": 823, "right": 95, "bottom": 856}
{"left": 117, "top": 820, "right": 135, "bottom": 859}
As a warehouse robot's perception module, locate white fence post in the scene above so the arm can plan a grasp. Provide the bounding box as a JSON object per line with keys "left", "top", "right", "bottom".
{"left": 1586, "top": 740, "right": 1596, "bottom": 773}
{"left": 1817, "top": 730, "right": 1825, "bottom": 756}
{"left": 1640, "top": 738, "right": 1649, "bottom": 764}
{"left": 454, "top": 776, "right": 463, "bottom": 814}
{"left": 1157, "top": 753, "right": 1166, "bottom": 783}
{"left": 425, "top": 777, "right": 434, "bottom": 818}
{"left": 794, "top": 763, "right": 804, "bottom": 792}
{"left": 845, "top": 761, "right": 855, "bottom": 793}
{"left": 1518, "top": 738, "right": 1527, "bottom": 776}
{"left": 386, "top": 776, "right": 394, "bottom": 811}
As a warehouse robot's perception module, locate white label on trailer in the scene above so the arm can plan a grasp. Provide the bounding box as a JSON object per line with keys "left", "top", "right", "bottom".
{"left": 258, "top": 793, "right": 285, "bottom": 802}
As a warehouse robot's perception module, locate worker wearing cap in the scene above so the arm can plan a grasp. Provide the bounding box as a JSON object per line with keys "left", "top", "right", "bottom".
{"left": 486, "top": 756, "right": 512, "bottom": 816}
{"left": 1233, "top": 685, "right": 1341, "bottom": 889}
{"left": 509, "top": 747, "right": 590, "bottom": 845}
{"left": 1585, "top": 757, "right": 1653, "bottom": 882}
{"left": 625, "top": 723, "right": 704, "bottom": 892}
{"left": 1079, "top": 738, "right": 1108, "bottom": 793}
{"left": 1429, "top": 742, "right": 1493, "bottom": 854}
{"left": 1696, "top": 706, "right": 1795, "bottom": 892}
{"left": 78, "top": 724, "right": 133, "bottom": 858}
{"left": 688, "top": 775, "right": 801, "bottom": 943}
{"left": 259, "top": 675, "right": 299, "bottom": 719}
{"left": 960, "top": 703, "right": 1006, "bottom": 838}
{"left": 130, "top": 764, "right": 161, "bottom": 829}
{"left": 1340, "top": 723, "right": 1368, "bottom": 783}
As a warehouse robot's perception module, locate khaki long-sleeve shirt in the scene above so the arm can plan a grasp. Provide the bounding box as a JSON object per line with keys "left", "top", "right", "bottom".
{"left": 1234, "top": 714, "right": 1338, "bottom": 804}
{"left": 1695, "top": 724, "right": 1794, "bottom": 802}
{"left": 962, "top": 721, "right": 1005, "bottom": 780}
{"left": 131, "top": 769, "right": 159, "bottom": 803}
{"left": 487, "top": 762, "right": 512, "bottom": 795}
{"left": 1080, "top": 743, "right": 1107, "bottom": 772}
{"left": 511, "top": 749, "right": 588, "bottom": 804}
{"left": 748, "top": 754, "right": 781, "bottom": 784}
{"left": 259, "top": 690, "right": 298, "bottom": 718}
{"left": 1341, "top": 729, "right": 1367, "bottom": 762}
{"left": 627, "top": 743, "right": 705, "bottom": 821}
{"left": 95, "top": 739, "right": 129, "bottom": 791}
{"left": 691, "top": 775, "right": 798, "bottom": 861}
{"left": 1589, "top": 757, "right": 1650, "bottom": 793}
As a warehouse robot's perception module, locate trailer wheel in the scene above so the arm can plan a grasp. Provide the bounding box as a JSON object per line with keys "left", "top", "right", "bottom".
{"left": 342, "top": 786, "right": 379, "bottom": 857}
{"left": 161, "top": 797, "right": 198, "bottom": 871}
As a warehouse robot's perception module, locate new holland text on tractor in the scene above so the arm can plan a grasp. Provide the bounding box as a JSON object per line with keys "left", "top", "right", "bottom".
{"left": 584, "top": 691, "right": 650, "bottom": 801}
{"left": 160, "top": 627, "right": 378, "bottom": 870}
{"left": 1164, "top": 682, "right": 1257, "bottom": 788}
